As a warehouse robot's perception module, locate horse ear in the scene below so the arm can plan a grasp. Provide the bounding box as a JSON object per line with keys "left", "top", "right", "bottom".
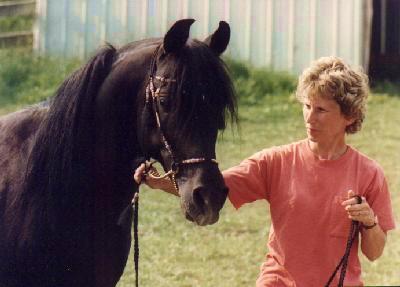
{"left": 163, "top": 19, "right": 195, "bottom": 54}
{"left": 204, "top": 21, "right": 230, "bottom": 56}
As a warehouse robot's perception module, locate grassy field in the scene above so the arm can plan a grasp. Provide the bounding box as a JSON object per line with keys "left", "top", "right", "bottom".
{"left": 0, "top": 52, "right": 398, "bottom": 286}
{"left": 115, "top": 93, "right": 400, "bottom": 287}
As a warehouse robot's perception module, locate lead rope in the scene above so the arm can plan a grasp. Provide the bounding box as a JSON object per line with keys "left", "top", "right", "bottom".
{"left": 131, "top": 163, "right": 158, "bottom": 287}
{"left": 131, "top": 161, "right": 176, "bottom": 287}
{"left": 130, "top": 46, "right": 160, "bottom": 287}
{"left": 324, "top": 195, "right": 362, "bottom": 287}
{"left": 132, "top": 191, "right": 139, "bottom": 287}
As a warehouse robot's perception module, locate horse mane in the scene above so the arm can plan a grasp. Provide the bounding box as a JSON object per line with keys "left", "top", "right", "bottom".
{"left": 167, "top": 39, "right": 238, "bottom": 141}
{"left": 7, "top": 44, "right": 116, "bottom": 260}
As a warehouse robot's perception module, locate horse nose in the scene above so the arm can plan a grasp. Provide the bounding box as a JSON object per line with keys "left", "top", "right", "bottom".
{"left": 184, "top": 186, "right": 228, "bottom": 226}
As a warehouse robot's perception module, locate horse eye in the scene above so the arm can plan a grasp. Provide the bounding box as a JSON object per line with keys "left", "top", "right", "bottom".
{"left": 159, "top": 96, "right": 168, "bottom": 106}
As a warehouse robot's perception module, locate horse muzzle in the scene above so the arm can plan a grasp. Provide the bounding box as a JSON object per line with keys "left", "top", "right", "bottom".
{"left": 181, "top": 185, "right": 228, "bottom": 226}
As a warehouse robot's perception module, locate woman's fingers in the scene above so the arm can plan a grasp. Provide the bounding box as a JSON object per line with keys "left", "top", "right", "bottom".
{"left": 133, "top": 163, "right": 146, "bottom": 184}
{"left": 133, "top": 162, "right": 169, "bottom": 190}
{"left": 343, "top": 196, "right": 375, "bottom": 225}
{"left": 133, "top": 162, "right": 176, "bottom": 194}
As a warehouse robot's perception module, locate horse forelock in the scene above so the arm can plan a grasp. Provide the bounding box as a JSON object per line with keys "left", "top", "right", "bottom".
{"left": 166, "top": 39, "right": 237, "bottom": 140}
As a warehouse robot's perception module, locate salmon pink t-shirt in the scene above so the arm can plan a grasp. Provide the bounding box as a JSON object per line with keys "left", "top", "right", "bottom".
{"left": 223, "top": 139, "right": 395, "bottom": 287}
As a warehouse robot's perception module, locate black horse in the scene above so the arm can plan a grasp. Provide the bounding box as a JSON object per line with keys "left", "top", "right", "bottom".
{"left": 0, "top": 19, "right": 237, "bottom": 287}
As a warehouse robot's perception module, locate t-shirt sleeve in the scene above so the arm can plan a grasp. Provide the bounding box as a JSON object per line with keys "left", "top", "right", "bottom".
{"left": 223, "top": 150, "right": 271, "bottom": 209}
{"left": 365, "top": 167, "right": 396, "bottom": 232}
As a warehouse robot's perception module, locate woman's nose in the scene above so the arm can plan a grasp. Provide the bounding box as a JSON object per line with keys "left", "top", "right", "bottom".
{"left": 305, "top": 108, "right": 316, "bottom": 123}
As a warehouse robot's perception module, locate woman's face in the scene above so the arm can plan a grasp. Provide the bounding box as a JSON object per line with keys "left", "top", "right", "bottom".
{"left": 302, "top": 95, "right": 353, "bottom": 144}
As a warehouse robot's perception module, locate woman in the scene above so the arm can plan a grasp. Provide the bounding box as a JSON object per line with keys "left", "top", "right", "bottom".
{"left": 134, "top": 56, "right": 395, "bottom": 286}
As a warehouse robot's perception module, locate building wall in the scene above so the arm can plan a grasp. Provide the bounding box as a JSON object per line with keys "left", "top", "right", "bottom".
{"left": 34, "top": 0, "right": 371, "bottom": 74}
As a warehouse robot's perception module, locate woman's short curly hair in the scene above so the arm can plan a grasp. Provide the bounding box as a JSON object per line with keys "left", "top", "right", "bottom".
{"left": 295, "top": 56, "right": 369, "bottom": 134}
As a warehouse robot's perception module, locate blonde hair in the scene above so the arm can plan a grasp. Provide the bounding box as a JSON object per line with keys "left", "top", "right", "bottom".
{"left": 296, "top": 56, "right": 369, "bottom": 134}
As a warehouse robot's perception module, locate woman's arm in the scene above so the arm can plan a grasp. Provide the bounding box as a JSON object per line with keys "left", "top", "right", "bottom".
{"left": 342, "top": 190, "right": 387, "bottom": 261}
{"left": 359, "top": 221, "right": 386, "bottom": 261}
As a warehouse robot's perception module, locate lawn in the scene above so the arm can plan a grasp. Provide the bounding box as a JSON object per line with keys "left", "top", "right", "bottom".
{"left": 114, "top": 93, "right": 400, "bottom": 287}
{"left": 0, "top": 52, "right": 398, "bottom": 286}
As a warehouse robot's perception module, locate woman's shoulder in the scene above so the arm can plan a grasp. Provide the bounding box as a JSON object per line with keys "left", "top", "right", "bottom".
{"left": 348, "top": 146, "right": 386, "bottom": 176}
{"left": 253, "top": 139, "right": 305, "bottom": 161}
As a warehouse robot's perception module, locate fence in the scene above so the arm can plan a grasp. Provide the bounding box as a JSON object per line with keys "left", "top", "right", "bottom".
{"left": 34, "top": 0, "right": 371, "bottom": 74}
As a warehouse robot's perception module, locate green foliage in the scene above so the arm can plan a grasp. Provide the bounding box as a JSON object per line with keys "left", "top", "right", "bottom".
{"left": 0, "top": 53, "right": 298, "bottom": 111}
{"left": 371, "top": 79, "right": 400, "bottom": 96}
{"left": 0, "top": 49, "right": 80, "bottom": 107}
{"left": 0, "top": 15, "right": 34, "bottom": 33}
{"left": 224, "top": 58, "right": 297, "bottom": 105}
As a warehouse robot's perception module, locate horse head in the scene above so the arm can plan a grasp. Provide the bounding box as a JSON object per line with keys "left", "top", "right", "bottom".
{"left": 137, "top": 19, "right": 236, "bottom": 226}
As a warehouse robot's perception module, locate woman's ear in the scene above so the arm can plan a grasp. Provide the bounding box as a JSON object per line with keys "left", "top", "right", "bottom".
{"left": 345, "top": 116, "right": 356, "bottom": 128}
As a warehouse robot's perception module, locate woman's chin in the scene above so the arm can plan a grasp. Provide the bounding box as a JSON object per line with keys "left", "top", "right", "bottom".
{"left": 306, "top": 134, "right": 318, "bottom": 142}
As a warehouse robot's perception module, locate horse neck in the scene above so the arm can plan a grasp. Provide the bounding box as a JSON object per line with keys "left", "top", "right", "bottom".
{"left": 92, "top": 42, "right": 159, "bottom": 202}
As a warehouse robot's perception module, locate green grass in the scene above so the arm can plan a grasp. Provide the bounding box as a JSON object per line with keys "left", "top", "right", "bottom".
{"left": 0, "top": 54, "right": 399, "bottom": 286}
{"left": 114, "top": 93, "right": 400, "bottom": 287}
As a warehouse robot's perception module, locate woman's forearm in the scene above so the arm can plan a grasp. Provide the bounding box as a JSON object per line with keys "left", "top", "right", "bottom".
{"left": 360, "top": 224, "right": 386, "bottom": 261}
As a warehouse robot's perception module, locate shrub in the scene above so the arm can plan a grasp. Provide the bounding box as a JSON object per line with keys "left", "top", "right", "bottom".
{"left": 0, "top": 49, "right": 80, "bottom": 106}
{"left": 371, "top": 80, "right": 400, "bottom": 96}
{"left": 224, "top": 58, "right": 297, "bottom": 105}
{"left": 0, "top": 15, "right": 34, "bottom": 33}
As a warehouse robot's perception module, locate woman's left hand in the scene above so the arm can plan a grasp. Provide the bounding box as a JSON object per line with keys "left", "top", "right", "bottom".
{"left": 342, "top": 190, "right": 375, "bottom": 226}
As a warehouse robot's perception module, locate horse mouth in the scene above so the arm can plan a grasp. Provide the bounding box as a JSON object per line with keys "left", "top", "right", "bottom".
{"left": 184, "top": 210, "right": 219, "bottom": 226}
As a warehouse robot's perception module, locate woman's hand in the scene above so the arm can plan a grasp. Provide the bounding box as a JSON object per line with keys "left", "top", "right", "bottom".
{"left": 133, "top": 163, "right": 180, "bottom": 196}
{"left": 341, "top": 190, "right": 386, "bottom": 261}
{"left": 341, "top": 190, "right": 375, "bottom": 227}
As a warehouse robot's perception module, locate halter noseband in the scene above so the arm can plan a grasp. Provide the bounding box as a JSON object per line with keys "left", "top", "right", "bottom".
{"left": 144, "top": 45, "right": 218, "bottom": 193}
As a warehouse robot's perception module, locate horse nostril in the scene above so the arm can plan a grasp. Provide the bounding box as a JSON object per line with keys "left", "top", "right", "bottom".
{"left": 192, "top": 186, "right": 207, "bottom": 209}
{"left": 185, "top": 213, "right": 195, "bottom": 222}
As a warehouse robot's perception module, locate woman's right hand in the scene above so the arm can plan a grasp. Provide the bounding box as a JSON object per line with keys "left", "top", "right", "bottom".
{"left": 133, "top": 163, "right": 179, "bottom": 196}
